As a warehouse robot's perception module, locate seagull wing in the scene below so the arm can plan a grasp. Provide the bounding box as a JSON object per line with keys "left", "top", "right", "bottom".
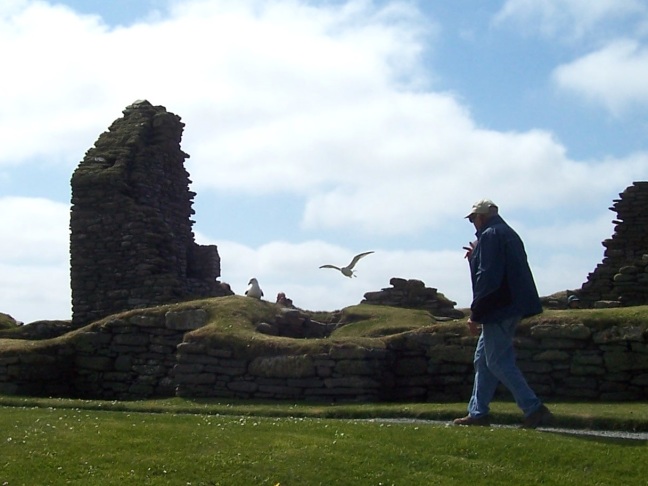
{"left": 319, "top": 264, "right": 342, "bottom": 271}
{"left": 347, "top": 251, "right": 374, "bottom": 269}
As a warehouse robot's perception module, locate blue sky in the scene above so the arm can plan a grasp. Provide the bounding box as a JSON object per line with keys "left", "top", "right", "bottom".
{"left": 1, "top": 0, "right": 648, "bottom": 323}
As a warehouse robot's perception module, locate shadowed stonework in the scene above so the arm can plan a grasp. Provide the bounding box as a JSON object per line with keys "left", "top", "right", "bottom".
{"left": 70, "top": 100, "right": 231, "bottom": 327}
{"left": 579, "top": 181, "right": 648, "bottom": 307}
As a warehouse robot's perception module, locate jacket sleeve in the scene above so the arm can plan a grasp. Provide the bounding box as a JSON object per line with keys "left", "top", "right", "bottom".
{"left": 470, "top": 227, "right": 511, "bottom": 322}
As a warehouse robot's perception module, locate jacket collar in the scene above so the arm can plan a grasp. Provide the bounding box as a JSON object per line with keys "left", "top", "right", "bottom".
{"left": 475, "top": 214, "right": 505, "bottom": 238}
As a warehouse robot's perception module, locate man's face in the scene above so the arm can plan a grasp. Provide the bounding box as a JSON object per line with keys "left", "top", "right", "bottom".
{"left": 468, "top": 213, "right": 486, "bottom": 230}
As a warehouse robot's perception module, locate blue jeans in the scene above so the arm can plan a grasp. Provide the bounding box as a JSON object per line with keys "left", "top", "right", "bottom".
{"left": 468, "top": 315, "right": 541, "bottom": 418}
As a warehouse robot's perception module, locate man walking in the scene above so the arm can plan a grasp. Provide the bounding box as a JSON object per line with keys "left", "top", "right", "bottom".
{"left": 454, "top": 199, "right": 553, "bottom": 428}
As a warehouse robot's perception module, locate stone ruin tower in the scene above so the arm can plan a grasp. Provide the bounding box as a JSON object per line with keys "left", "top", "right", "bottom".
{"left": 578, "top": 181, "right": 648, "bottom": 307}
{"left": 70, "top": 100, "right": 231, "bottom": 327}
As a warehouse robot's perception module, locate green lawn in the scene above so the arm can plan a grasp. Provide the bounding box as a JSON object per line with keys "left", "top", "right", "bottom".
{"left": 0, "top": 397, "right": 646, "bottom": 485}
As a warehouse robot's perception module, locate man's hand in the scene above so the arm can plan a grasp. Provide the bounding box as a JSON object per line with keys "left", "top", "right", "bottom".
{"left": 467, "top": 319, "right": 482, "bottom": 336}
{"left": 463, "top": 241, "right": 476, "bottom": 259}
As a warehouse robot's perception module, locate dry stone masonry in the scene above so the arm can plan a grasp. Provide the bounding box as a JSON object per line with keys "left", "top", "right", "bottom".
{"left": 361, "top": 278, "right": 465, "bottom": 319}
{"left": 70, "top": 100, "right": 231, "bottom": 328}
{"left": 0, "top": 301, "right": 646, "bottom": 401}
{"left": 579, "top": 181, "right": 648, "bottom": 307}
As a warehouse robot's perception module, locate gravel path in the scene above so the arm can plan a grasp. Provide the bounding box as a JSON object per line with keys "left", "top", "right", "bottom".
{"left": 365, "top": 418, "right": 648, "bottom": 442}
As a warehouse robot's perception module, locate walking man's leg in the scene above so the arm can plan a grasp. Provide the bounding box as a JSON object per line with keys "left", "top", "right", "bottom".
{"left": 482, "top": 316, "right": 541, "bottom": 415}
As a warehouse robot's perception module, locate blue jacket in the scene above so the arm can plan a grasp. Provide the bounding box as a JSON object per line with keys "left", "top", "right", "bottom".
{"left": 469, "top": 214, "right": 543, "bottom": 323}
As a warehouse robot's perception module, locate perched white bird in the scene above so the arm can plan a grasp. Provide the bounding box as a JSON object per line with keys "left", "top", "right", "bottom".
{"left": 319, "top": 251, "right": 374, "bottom": 278}
{"left": 245, "top": 278, "right": 264, "bottom": 299}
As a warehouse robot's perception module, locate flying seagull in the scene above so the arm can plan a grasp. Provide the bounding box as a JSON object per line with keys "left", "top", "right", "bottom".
{"left": 319, "top": 251, "right": 374, "bottom": 278}
{"left": 245, "top": 278, "right": 264, "bottom": 299}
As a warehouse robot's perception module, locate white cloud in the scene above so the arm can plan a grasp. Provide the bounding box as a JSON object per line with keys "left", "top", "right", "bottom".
{"left": 0, "top": 0, "right": 646, "bottom": 323}
{"left": 2, "top": 0, "right": 646, "bottom": 236}
{"left": 493, "top": 0, "right": 647, "bottom": 39}
{"left": 520, "top": 212, "right": 614, "bottom": 295}
{"left": 0, "top": 197, "right": 71, "bottom": 323}
{"left": 553, "top": 39, "right": 648, "bottom": 114}
{"left": 0, "top": 197, "right": 69, "bottom": 263}
{"left": 0, "top": 263, "right": 70, "bottom": 324}
{"left": 522, "top": 212, "right": 613, "bottom": 251}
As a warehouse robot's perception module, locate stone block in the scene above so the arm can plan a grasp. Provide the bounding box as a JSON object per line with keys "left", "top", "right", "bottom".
{"left": 530, "top": 324, "right": 591, "bottom": 340}
{"left": 133, "top": 364, "right": 167, "bottom": 376}
{"left": 394, "top": 375, "right": 431, "bottom": 387}
{"left": 572, "top": 351, "right": 603, "bottom": 366}
{"left": 177, "top": 353, "right": 220, "bottom": 365}
{"left": 429, "top": 374, "right": 465, "bottom": 385}
{"left": 113, "top": 334, "right": 150, "bottom": 346}
{"left": 286, "top": 378, "right": 325, "bottom": 388}
{"left": 248, "top": 355, "right": 315, "bottom": 378}
{"left": 539, "top": 338, "right": 585, "bottom": 350}
{"left": 206, "top": 348, "right": 234, "bottom": 358}
{"left": 324, "top": 376, "right": 381, "bottom": 389}
{"left": 174, "top": 363, "right": 204, "bottom": 374}
{"left": 74, "top": 332, "right": 113, "bottom": 352}
{"left": 330, "top": 346, "right": 385, "bottom": 359}
{"left": 165, "top": 309, "right": 209, "bottom": 331}
{"left": 427, "top": 345, "right": 473, "bottom": 364}
{"left": 128, "top": 315, "right": 162, "bottom": 327}
{"left": 114, "top": 355, "right": 133, "bottom": 372}
{"left": 563, "top": 376, "right": 599, "bottom": 389}
{"left": 518, "top": 361, "right": 553, "bottom": 373}
{"left": 227, "top": 381, "right": 259, "bottom": 393}
{"left": 594, "top": 326, "right": 645, "bottom": 343}
{"left": 335, "top": 359, "right": 383, "bottom": 376}
{"left": 630, "top": 374, "right": 648, "bottom": 386}
{"left": 393, "top": 357, "right": 428, "bottom": 376}
{"left": 604, "top": 351, "right": 648, "bottom": 372}
{"left": 19, "top": 354, "right": 57, "bottom": 365}
{"left": 205, "top": 364, "right": 247, "bottom": 376}
{"left": 176, "top": 341, "right": 206, "bottom": 354}
{"left": 570, "top": 365, "right": 605, "bottom": 376}
{"left": 76, "top": 356, "right": 113, "bottom": 371}
{"left": 533, "top": 350, "right": 570, "bottom": 361}
{"left": 174, "top": 373, "right": 215, "bottom": 385}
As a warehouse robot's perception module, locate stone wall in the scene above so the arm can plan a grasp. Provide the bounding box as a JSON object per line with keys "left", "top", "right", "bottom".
{"left": 70, "top": 100, "right": 231, "bottom": 328}
{"left": 579, "top": 181, "right": 648, "bottom": 307}
{"left": 1, "top": 305, "right": 646, "bottom": 402}
{"left": 0, "top": 307, "right": 209, "bottom": 399}
{"left": 175, "top": 320, "right": 648, "bottom": 402}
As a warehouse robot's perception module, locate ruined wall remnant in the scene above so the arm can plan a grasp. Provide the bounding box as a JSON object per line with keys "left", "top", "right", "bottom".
{"left": 70, "top": 100, "right": 231, "bottom": 327}
{"left": 362, "top": 278, "right": 465, "bottom": 319}
{"left": 579, "top": 181, "right": 648, "bottom": 307}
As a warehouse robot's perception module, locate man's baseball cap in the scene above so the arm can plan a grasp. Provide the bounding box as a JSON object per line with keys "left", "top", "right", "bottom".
{"left": 465, "top": 199, "right": 498, "bottom": 219}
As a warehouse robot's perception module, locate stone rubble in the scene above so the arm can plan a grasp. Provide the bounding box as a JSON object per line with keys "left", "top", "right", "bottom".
{"left": 361, "top": 278, "right": 465, "bottom": 319}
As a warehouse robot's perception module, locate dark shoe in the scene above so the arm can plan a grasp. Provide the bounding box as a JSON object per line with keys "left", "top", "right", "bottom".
{"left": 522, "top": 405, "right": 553, "bottom": 429}
{"left": 453, "top": 414, "right": 490, "bottom": 426}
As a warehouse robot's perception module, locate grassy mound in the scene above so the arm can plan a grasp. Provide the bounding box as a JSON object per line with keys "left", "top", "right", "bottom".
{"left": 0, "top": 312, "right": 19, "bottom": 330}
